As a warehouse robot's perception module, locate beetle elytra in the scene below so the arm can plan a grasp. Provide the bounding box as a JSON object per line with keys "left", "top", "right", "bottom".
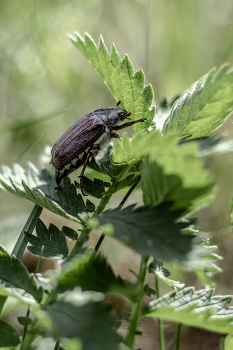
{"left": 50, "top": 102, "right": 147, "bottom": 196}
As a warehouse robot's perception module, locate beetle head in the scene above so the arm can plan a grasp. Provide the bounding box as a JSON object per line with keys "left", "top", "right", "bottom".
{"left": 117, "top": 108, "right": 132, "bottom": 121}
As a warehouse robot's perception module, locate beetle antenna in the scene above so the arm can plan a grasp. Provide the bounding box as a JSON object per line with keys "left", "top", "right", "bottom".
{"left": 117, "top": 101, "right": 121, "bottom": 107}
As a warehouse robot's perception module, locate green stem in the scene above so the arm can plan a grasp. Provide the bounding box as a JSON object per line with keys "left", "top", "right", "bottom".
{"left": 94, "top": 178, "right": 140, "bottom": 253}
{"left": 22, "top": 306, "right": 31, "bottom": 341}
{"left": 12, "top": 205, "right": 42, "bottom": 260}
{"left": 35, "top": 245, "right": 44, "bottom": 274}
{"left": 70, "top": 189, "right": 114, "bottom": 255}
{"left": 176, "top": 324, "right": 182, "bottom": 350}
{"left": 145, "top": 0, "right": 151, "bottom": 85}
{"left": 54, "top": 338, "right": 60, "bottom": 350}
{"left": 124, "top": 256, "right": 148, "bottom": 349}
{"left": 156, "top": 277, "right": 165, "bottom": 350}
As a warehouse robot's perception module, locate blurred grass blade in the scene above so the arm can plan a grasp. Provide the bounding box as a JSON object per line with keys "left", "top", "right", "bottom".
{"left": 0, "top": 109, "right": 70, "bottom": 135}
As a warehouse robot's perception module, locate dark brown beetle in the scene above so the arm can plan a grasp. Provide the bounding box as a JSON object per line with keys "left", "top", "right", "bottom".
{"left": 50, "top": 102, "right": 147, "bottom": 195}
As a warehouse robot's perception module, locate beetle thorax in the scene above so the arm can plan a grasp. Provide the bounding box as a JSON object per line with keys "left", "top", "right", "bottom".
{"left": 93, "top": 107, "right": 127, "bottom": 125}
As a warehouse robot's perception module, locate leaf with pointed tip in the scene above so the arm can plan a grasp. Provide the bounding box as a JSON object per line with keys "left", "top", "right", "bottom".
{"left": 56, "top": 253, "right": 139, "bottom": 301}
{"left": 0, "top": 163, "right": 84, "bottom": 222}
{"left": 163, "top": 65, "right": 233, "bottom": 138}
{"left": 62, "top": 226, "right": 78, "bottom": 240}
{"left": 70, "top": 34, "right": 155, "bottom": 132}
{"left": 142, "top": 287, "right": 233, "bottom": 335}
{"left": 75, "top": 176, "right": 105, "bottom": 198}
{"left": 0, "top": 320, "right": 20, "bottom": 347}
{"left": 25, "top": 219, "right": 68, "bottom": 259}
{"left": 97, "top": 202, "right": 195, "bottom": 262}
{"left": 46, "top": 300, "right": 121, "bottom": 350}
{"left": 140, "top": 132, "right": 213, "bottom": 212}
{"left": 189, "top": 237, "right": 222, "bottom": 287}
{"left": 149, "top": 259, "right": 184, "bottom": 289}
{"left": 0, "top": 246, "right": 43, "bottom": 302}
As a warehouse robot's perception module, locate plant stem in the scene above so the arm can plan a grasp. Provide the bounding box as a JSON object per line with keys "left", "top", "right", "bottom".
{"left": 156, "top": 277, "right": 165, "bottom": 350}
{"left": 124, "top": 256, "right": 148, "bottom": 349}
{"left": 94, "top": 178, "right": 140, "bottom": 253}
{"left": 176, "top": 323, "right": 182, "bottom": 350}
{"left": 22, "top": 306, "right": 31, "bottom": 341}
{"left": 12, "top": 205, "right": 42, "bottom": 260}
{"left": 54, "top": 338, "right": 60, "bottom": 350}
{"left": 145, "top": 0, "right": 151, "bottom": 85}
{"left": 70, "top": 189, "right": 114, "bottom": 254}
{"left": 35, "top": 245, "right": 44, "bottom": 274}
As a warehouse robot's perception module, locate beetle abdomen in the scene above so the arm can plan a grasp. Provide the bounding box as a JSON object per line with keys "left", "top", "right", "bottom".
{"left": 51, "top": 114, "right": 105, "bottom": 170}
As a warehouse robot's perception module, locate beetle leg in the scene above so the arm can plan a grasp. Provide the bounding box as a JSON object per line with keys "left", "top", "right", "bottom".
{"left": 111, "top": 132, "right": 122, "bottom": 141}
{"left": 111, "top": 118, "right": 148, "bottom": 130}
{"left": 78, "top": 146, "right": 99, "bottom": 196}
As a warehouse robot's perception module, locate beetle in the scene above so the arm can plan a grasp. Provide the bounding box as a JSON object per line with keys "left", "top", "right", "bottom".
{"left": 50, "top": 101, "right": 147, "bottom": 196}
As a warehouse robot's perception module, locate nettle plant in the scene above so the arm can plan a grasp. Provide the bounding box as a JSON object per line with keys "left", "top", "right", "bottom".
{"left": 1, "top": 34, "right": 233, "bottom": 350}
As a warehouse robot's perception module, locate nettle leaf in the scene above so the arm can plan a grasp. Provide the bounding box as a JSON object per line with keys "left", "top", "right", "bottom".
{"left": 0, "top": 246, "right": 43, "bottom": 302}
{"left": 62, "top": 226, "right": 78, "bottom": 240}
{"left": 163, "top": 65, "right": 233, "bottom": 138}
{"left": 0, "top": 163, "right": 86, "bottom": 222}
{"left": 0, "top": 319, "right": 20, "bottom": 347}
{"left": 75, "top": 176, "right": 105, "bottom": 198}
{"left": 149, "top": 259, "right": 185, "bottom": 289}
{"left": 142, "top": 287, "right": 233, "bottom": 335}
{"left": 97, "top": 202, "right": 195, "bottom": 262}
{"left": 189, "top": 237, "right": 222, "bottom": 287}
{"left": 25, "top": 219, "right": 68, "bottom": 259}
{"left": 56, "top": 253, "right": 139, "bottom": 301}
{"left": 46, "top": 300, "right": 121, "bottom": 350}
{"left": 140, "top": 132, "right": 213, "bottom": 212}
{"left": 70, "top": 33, "right": 155, "bottom": 132}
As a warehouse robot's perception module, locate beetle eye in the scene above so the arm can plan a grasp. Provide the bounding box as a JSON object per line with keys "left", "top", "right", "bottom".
{"left": 118, "top": 112, "right": 125, "bottom": 120}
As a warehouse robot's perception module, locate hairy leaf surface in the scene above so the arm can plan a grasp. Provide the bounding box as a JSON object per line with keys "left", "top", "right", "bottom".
{"left": 163, "top": 65, "right": 233, "bottom": 138}
{"left": 70, "top": 34, "right": 155, "bottom": 132}
{"left": 97, "top": 203, "right": 195, "bottom": 262}
{"left": 0, "top": 246, "right": 43, "bottom": 302}
{"left": 143, "top": 287, "right": 233, "bottom": 334}
{"left": 57, "top": 253, "right": 139, "bottom": 301}
{"left": 46, "top": 300, "right": 121, "bottom": 350}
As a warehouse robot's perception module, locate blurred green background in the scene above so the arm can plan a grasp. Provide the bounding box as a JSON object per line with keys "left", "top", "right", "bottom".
{"left": 1, "top": 1, "right": 233, "bottom": 347}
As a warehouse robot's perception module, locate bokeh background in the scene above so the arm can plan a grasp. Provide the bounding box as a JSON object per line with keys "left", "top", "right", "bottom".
{"left": 1, "top": 1, "right": 233, "bottom": 348}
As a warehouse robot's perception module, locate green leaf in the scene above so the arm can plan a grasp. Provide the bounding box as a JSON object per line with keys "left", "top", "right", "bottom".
{"left": 75, "top": 177, "right": 105, "bottom": 198}
{"left": 140, "top": 132, "right": 213, "bottom": 212}
{"left": 46, "top": 300, "right": 121, "bottom": 350}
{"left": 0, "top": 319, "right": 20, "bottom": 347}
{"left": 163, "top": 65, "right": 233, "bottom": 138}
{"left": 56, "top": 253, "right": 139, "bottom": 301}
{"left": 25, "top": 219, "right": 68, "bottom": 259}
{"left": 61, "top": 338, "right": 82, "bottom": 350}
{"left": 149, "top": 259, "right": 185, "bottom": 288}
{"left": 224, "top": 335, "right": 233, "bottom": 350}
{"left": 70, "top": 34, "right": 155, "bottom": 132}
{"left": 17, "top": 316, "right": 32, "bottom": 326}
{"left": 0, "top": 246, "right": 43, "bottom": 302}
{"left": 62, "top": 226, "right": 78, "bottom": 240}
{"left": 142, "top": 287, "right": 233, "bottom": 335}
{"left": 189, "top": 237, "right": 222, "bottom": 287}
{"left": 0, "top": 163, "right": 84, "bottom": 222}
{"left": 97, "top": 203, "right": 195, "bottom": 262}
